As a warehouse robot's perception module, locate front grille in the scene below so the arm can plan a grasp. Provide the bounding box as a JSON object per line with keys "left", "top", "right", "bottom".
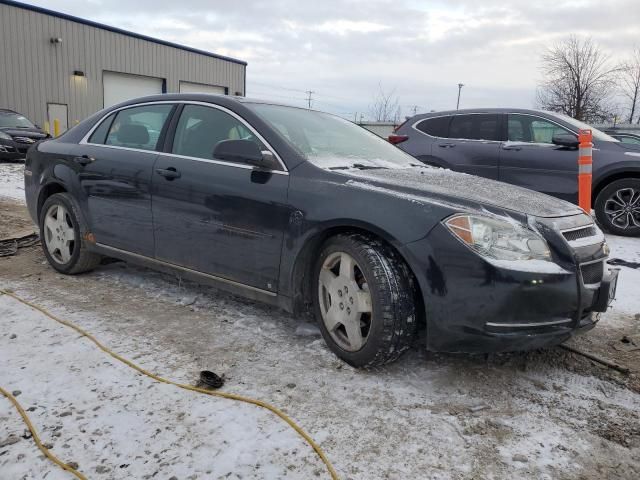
{"left": 581, "top": 261, "right": 604, "bottom": 285}
{"left": 13, "top": 136, "right": 37, "bottom": 144}
{"left": 563, "top": 226, "right": 597, "bottom": 242}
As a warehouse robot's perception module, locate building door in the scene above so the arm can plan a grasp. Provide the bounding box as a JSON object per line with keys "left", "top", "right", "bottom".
{"left": 179, "top": 81, "right": 226, "bottom": 95}
{"left": 47, "top": 103, "right": 68, "bottom": 136}
{"left": 103, "top": 71, "right": 164, "bottom": 107}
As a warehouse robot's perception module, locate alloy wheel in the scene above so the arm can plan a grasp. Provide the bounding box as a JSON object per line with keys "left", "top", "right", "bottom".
{"left": 604, "top": 187, "right": 640, "bottom": 230}
{"left": 318, "top": 251, "right": 373, "bottom": 352}
{"left": 44, "top": 204, "right": 75, "bottom": 264}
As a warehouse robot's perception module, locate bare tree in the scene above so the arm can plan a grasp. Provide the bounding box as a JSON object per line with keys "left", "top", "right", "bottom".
{"left": 536, "top": 36, "right": 618, "bottom": 123}
{"left": 369, "top": 85, "right": 401, "bottom": 123}
{"left": 618, "top": 48, "right": 640, "bottom": 123}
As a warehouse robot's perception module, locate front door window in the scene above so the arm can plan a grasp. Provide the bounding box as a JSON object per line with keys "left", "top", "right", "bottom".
{"left": 507, "top": 115, "right": 571, "bottom": 144}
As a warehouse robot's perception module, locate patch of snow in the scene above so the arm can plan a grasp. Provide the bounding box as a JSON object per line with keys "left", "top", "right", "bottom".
{"left": 0, "top": 163, "right": 25, "bottom": 202}
{"left": 605, "top": 234, "right": 640, "bottom": 317}
{"left": 294, "top": 322, "right": 321, "bottom": 337}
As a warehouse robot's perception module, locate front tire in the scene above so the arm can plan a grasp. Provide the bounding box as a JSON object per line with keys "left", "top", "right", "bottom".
{"left": 312, "top": 234, "right": 419, "bottom": 368}
{"left": 594, "top": 179, "right": 640, "bottom": 236}
{"left": 39, "top": 193, "right": 101, "bottom": 274}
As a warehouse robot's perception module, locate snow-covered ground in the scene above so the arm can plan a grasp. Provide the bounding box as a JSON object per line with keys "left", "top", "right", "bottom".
{"left": 0, "top": 162, "right": 25, "bottom": 202}
{"left": 606, "top": 234, "right": 640, "bottom": 322}
{"left": 0, "top": 297, "right": 325, "bottom": 479}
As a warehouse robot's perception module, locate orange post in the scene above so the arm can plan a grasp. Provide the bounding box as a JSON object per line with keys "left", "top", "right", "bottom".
{"left": 578, "top": 129, "right": 593, "bottom": 213}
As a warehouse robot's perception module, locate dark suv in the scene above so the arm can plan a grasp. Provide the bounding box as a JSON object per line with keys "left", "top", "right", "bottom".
{"left": 392, "top": 108, "right": 640, "bottom": 236}
{"left": 0, "top": 109, "right": 49, "bottom": 161}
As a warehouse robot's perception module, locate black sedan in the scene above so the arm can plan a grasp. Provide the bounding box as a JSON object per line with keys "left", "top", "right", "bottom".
{"left": 24, "top": 94, "right": 618, "bottom": 367}
{"left": 0, "top": 108, "right": 49, "bottom": 161}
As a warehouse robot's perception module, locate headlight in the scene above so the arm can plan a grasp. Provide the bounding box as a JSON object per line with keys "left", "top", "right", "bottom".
{"left": 444, "top": 214, "right": 551, "bottom": 262}
{"left": 0, "top": 131, "right": 12, "bottom": 140}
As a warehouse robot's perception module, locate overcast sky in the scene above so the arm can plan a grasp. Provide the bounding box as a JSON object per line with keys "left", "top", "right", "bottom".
{"left": 24, "top": 0, "right": 640, "bottom": 120}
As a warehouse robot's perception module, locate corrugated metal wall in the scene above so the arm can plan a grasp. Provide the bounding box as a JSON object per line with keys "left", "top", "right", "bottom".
{"left": 0, "top": 2, "right": 246, "bottom": 128}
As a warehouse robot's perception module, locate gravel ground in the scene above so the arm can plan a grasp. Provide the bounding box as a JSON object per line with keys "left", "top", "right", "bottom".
{"left": 1, "top": 189, "right": 639, "bottom": 479}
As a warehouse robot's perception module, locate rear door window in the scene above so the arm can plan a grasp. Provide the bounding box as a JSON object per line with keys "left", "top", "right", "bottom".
{"left": 449, "top": 114, "right": 500, "bottom": 141}
{"left": 102, "top": 104, "right": 173, "bottom": 150}
{"left": 415, "top": 116, "right": 450, "bottom": 137}
{"left": 88, "top": 113, "right": 115, "bottom": 144}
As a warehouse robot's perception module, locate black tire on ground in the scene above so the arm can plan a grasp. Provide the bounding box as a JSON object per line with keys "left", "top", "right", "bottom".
{"left": 594, "top": 178, "right": 640, "bottom": 237}
{"left": 312, "top": 233, "right": 419, "bottom": 368}
{"left": 39, "top": 192, "right": 102, "bottom": 274}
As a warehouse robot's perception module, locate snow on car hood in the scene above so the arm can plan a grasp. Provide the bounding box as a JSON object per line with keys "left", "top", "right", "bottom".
{"left": 343, "top": 166, "right": 582, "bottom": 218}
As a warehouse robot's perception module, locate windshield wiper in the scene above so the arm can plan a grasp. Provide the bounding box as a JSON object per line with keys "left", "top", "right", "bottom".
{"left": 328, "top": 164, "right": 388, "bottom": 171}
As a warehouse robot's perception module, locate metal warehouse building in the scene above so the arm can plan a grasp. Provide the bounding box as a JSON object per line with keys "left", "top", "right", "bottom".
{"left": 0, "top": 0, "right": 247, "bottom": 134}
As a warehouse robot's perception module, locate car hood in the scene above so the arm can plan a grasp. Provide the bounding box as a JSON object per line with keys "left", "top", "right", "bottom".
{"left": 342, "top": 167, "right": 582, "bottom": 218}
{"left": 614, "top": 142, "right": 640, "bottom": 153}
{"left": 0, "top": 127, "right": 48, "bottom": 138}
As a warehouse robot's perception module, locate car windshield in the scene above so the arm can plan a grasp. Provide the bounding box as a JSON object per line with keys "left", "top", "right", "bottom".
{"left": 547, "top": 112, "right": 618, "bottom": 142}
{"left": 0, "top": 112, "right": 35, "bottom": 129}
{"left": 247, "top": 103, "right": 416, "bottom": 170}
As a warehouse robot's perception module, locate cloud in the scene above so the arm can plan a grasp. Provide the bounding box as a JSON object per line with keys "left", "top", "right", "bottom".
{"left": 20, "top": 0, "right": 640, "bottom": 118}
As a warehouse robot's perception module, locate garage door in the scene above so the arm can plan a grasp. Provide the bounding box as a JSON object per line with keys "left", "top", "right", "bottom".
{"left": 103, "top": 71, "right": 164, "bottom": 107}
{"left": 179, "top": 81, "right": 226, "bottom": 95}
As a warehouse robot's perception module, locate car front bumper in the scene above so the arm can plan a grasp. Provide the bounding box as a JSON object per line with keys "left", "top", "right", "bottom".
{"left": 403, "top": 223, "right": 617, "bottom": 353}
{"left": 0, "top": 139, "right": 25, "bottom": 160}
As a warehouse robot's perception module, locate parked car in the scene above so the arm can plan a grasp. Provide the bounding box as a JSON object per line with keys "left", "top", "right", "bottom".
{"left": 25, "top": 95, "right": 617, "bottom": 367}
{"left": 0, "top": 109, "right": 49, "bottom": 161}
{"left": 391, "top": 109, "right": 640, "bottom": 236}
{"left": 604, "top": 130, "right": 640, "bottom": 145}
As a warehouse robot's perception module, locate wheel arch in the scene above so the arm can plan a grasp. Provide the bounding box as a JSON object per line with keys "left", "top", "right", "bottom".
{"left": 593, "top": 170, "right": 640, "bottom": 201}
{"left": 36, "top": 181, "right": 68, "bottom": 220}
{"left": 289, "top": 222, "right": 426, "bottom": 324}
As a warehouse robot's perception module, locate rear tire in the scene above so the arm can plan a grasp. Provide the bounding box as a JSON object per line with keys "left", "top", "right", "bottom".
{"left": 39, "top": 193, "right": 101, "bottom": 274}
{"left": 594, "top": 179, "right": 640, "bottom": 236}
{"left": 312, "top": 233, "right": 419, "bottom": 368}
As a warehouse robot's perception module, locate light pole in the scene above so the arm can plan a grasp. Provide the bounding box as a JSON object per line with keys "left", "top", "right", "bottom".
{"left": 456, "top": 83, "right": 464, "bottom": 110}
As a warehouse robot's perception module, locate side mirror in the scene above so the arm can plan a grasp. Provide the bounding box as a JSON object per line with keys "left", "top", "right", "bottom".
{"left": 213, "top": 139, "right": 278, "bottom": 170}
{"left": 552, "top": 133, "right": 579, "bottom": 148}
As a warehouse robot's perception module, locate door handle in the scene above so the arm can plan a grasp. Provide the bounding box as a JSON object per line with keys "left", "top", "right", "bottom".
{"left": 438, "top": 143, "right": 456, "bottom": 148}
{"left": 155, "top": 167, "right": 181, "bottom": 180}
{"left": 502, "top": 145, "right": 522, "bottom": 151}
{"left": 73, "top": 155, "right": 95, "bottom": 166}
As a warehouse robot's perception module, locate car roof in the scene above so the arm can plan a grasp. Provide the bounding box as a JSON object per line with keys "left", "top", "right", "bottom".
{"left": 112, "top": 93, "right": 297, "bottom": 109}
{"left": 107, "top": 93, "right": 333, "bottom": 119}
{"left": 409, "top": 107, "right": 556, "bottom": 121}
{"left": 0, "top": 109, "right": 19, "bottom": 114}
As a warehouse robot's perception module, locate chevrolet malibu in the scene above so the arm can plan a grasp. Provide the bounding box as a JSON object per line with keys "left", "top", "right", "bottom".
{"left": 24, "top": 94, "right": 618, "bottom": 367}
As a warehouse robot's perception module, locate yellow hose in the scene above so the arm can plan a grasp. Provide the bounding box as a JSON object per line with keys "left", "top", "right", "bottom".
{"left": 0, "top": 386, "right": 88, "bottom": 480}
{"left": 0, "top": 289, "right": 339, "bottom": 480}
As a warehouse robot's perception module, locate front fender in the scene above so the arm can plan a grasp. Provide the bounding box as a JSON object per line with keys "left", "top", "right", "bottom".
{"left": 593, "top": 162, "right": 640, "bottom": 194}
